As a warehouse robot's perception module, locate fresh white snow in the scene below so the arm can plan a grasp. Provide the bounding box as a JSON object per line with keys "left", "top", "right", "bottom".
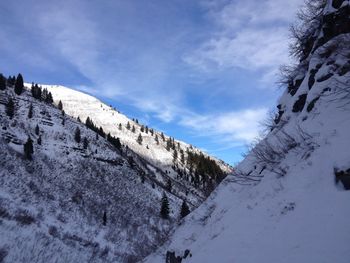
{"left": 143, "top": 3, "right": 350, "bottom": 262}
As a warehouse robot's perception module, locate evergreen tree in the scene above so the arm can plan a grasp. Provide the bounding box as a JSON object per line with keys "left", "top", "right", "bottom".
{"left": 180, "top": 200, "right": 190, "bottom": 219}
{"left": 103, "top": 211, "right": 107, "bottom": 226}
{"left": 62, "top": 118, "right": 65, "bottom": 126}
{"left": 173, "top": 149, "right": 178, "bottom": 162}
{"left": 74, "top": 127, "right": 81, "bottom": 143}
{"left": 155, "top": 134, "right": 159, "bottom": 145}
{"left": 58, "top": 100, "right": 63, "bottom": 110}
{"left": 160, "top": 193, "right": 170, "bottom": 219}
{"left": 7, "top": 75, "right": 16, "bottom": 86}
{"left": 31, "top": 84, "right": 42, "bottom": 100}
{"left": 107, "top": 134, "right": 121, "bottom": 150}
{"left": 181, "top": 151, "right": 185, "bottom": 164}
{"left": 77, "top": 116, "right": 81, "bottom": 123}
{"left": 83, "top": 137, "right": 89, "bottom": 149}
{"left": 0, "top": 74, "right": 6, "bottom": 90}
{"left": 166, "top": 138, "right": 172, "bottom": 151}
{"left": 126, "top": 121, "right": 131, "bottom": 130}
{"left": 166, "top": 179, "right": 172, "bottom": 192}
{"left": 28, "top": 104, "right": 33, "bottom": 119}
{"left": 6, "top": 98, "right": 14, "bottom": 119}
{"left": 140, "top": 125, "right": 145, "bottom": 132}
{"left": 37, "top": 135, "right": 42, "bottom": 145}
{"left": 14, "top": 73, "right": 24, "bottom": 95}
{"left": 132, "top": 125, "right": 136, "bottom": 133}
{"left": 161, "top": 132, "right": 165, "bottom": 141}
{"left": 85, "top": 116, "right": 92, "bottom": 128}
{"left": 41, "top": 88, "right": 51, "bottom": 102}
{"left": 118, "top": 123, "right": 122, "bottom": 130}
{"left": 99, "top": 127, "right": 105, "bottom": 138}
{"left": 137, "top": 133, "right": 143, "bottom": 145}
{"left": 46, "top": 91, "right": 53, "bottom": 104}
{"left": 35, "top": 124, "right": 40, "bottom": 135}
{"left": 145, "top": 126, "right": 148, "bottom": 133}
{"left": 24, "top": 137, "right": 34, "bottom": 160}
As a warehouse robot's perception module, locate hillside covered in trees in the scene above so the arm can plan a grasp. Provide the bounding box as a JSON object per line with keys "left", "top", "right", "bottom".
{"left": 0, "top": 73, "right": 230, "bottom": 262}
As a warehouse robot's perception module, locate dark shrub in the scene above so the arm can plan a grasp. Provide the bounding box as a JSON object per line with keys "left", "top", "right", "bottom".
{"left": 335, "top": 168, "right": 350, "bottom": 190}
{"left": 307, "top": 97, "right": 320, "bottom": 112}
{"left": 14, "top": 210, "right": 35, "bottom": 225}
{"left": 292, "top": 94, "right": 307, "bottom": 112}
{"left": 317, "top": 73, "right": 333, "bottom": 82}
{"left": 48, "top": 226, "right": 60, "bottom": 238}
{"left": 0, "top": 247, "right": 8, "bottom": 263}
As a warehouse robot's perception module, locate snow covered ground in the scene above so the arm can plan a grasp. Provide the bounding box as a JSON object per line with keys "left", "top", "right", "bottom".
{"left": 22, "top": 83, "right": 232, "bottom": 207}
{"left": 0, "top": 86, "right": 184, "bottom": 262}
{"left": 143, "top": 2, "right": 350, "bottom": 262}
{"left": 38, "top": 84, "right": 231, "bottom": 174}
{"left": 0, "top": 77, "right": 230, "bottom": 262}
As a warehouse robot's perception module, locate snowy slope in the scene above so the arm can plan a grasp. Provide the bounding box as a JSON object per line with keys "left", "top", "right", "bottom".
{"left": 40, "top": 84, "right": 230, "bottom": 171}
{"left": 0, "top": 86, "right": 189, "bottom": 263}
{"left": 0, "top": 73, "right": 231, "bottom": 262}
{"left": 143, "top": 1, "right": 350, "bottom": 262}
{"left": 27, "top": 84, "right": 232, "bottom": 205}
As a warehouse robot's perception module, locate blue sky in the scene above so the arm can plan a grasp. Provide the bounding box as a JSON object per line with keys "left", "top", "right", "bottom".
{"left": 0, "top": 0, "right": 303, "bottom": 165}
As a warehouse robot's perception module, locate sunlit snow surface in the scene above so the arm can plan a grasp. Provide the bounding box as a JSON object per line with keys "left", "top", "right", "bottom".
{"left": 144, "top": 3, "right": 350, "bottom": 262}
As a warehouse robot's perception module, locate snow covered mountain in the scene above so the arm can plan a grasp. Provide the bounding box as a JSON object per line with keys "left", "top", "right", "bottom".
{"left": 0, "top": 77, "right": 229, "bottom": 262}
{"left": 32, "top": 83, "right": 232, "bottom": 206}
{"left": 144, "top": 1, "right": 350, "bottom": 262}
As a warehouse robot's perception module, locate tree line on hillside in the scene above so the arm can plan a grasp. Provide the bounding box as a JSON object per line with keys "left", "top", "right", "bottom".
{"left": 1, "top": 73, "right": 124, "bottom": 161}
{"left": 1, "top": 72, "right": 205, "bottom": 221}
{"left": 85, "top": 117, "right": 121, "bottom": 150}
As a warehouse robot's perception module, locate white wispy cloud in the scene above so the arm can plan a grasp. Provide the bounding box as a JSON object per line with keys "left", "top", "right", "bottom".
{"left": 30, "top": 0, "right": 285, "bottom": 149}
{"left": 184, "top": 27, "right": 288, "bottom": 71}
{"left": 185, "top": 0, "right": 303, "bottom": 83}
{"left": 0, "top": 0, "right": 301, "bottom": 159}
{"left": 180, "top": 107, "right": 268, "bottom": 144}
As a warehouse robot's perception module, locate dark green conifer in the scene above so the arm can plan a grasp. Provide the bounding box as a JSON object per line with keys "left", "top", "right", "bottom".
{"left": 6, "top": 98, "right": 14, "bottom": 119}
{"left": 103, "top": 211, "right": 107, "bottom": 226}
{"left": 14, "top": 73, "right": 24, "bottom": 95}
{"left": 37, "top": 135, "right": 42, "bottom": 145}
{"left": 74, "top": 127, "right": 81, "bottom": 143}
{"left": 35, "top": 124, "right": 40, "bottom": 135}
{"left": 0, "top": 74, "right": 6, "bottom": 90}
{"left": 137, "top": 133, "right": 143, "bottom": 145}
{"left": 83, "top": 137, "right": 89, "bottom": 149}
{"left": 58, "top": 100, "right": 63, "bottom": 110}
{"left": 160, "top": 193, "right": 170, "bottom": 219}
{"left": 24, "top": 137, "right": 34, "bottom": 160}
{"left": 28, "top": 104, "right": 33, "bottom": 119}
{"left": 180, "top": 200, "right": 190, "bottom": 219}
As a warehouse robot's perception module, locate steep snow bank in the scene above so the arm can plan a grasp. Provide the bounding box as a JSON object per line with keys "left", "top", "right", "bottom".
{"left": 143, "top": 1, "right": 350, "bottom": 262}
